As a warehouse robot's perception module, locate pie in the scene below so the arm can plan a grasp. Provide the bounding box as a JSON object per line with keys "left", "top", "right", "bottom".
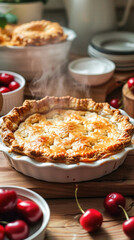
{"left": 0, "top": 20, "right": 67, "bottom": 46}
{"left": 1, "top": 96, "right": 134, "bottom": 164}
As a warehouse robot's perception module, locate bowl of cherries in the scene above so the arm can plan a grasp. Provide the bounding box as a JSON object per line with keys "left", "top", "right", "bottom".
{"left": 0, "top": 71, "right": 25, "bottom": 116}
{"left": 0, "top": 186, "right": 50, "bottom": 240}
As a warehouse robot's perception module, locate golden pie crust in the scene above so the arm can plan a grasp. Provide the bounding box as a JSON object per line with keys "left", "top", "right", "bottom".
{"left": 1, "top": 96, "right": 134, "bottom": 164}
{"left": 0, "top": 20, "right": 67, "bottom": 46}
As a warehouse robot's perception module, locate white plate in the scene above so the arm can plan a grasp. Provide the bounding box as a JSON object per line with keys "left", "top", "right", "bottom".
{"left": 88, "top": 45, "right": 134, "bottom": 63}
{"left": 88, "top": 45, "right": 134, "bottom": 71}
{"left": 0, "top": 109, "right": 134, "bottom": 183}
{"left": 91, "top": 31, "right": 134, "bottom": 55}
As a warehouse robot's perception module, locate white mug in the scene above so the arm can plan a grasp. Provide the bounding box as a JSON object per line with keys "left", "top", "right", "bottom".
{"left": 64, "top": 0, "right": 133, "bottom": 54}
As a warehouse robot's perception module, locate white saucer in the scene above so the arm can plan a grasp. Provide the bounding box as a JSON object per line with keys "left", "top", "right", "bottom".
{"left": 91, "top": 31, "right": 134, "bottom": 55}
{"left": 88, "top": 45, "right": 134, "bottom": 71}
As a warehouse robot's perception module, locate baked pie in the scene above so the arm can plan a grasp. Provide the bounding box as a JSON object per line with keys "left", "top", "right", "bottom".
{"left": 0, "top": 20, "right": 67, "bottom": 46}
{"left": 1, "top": 96, "right": 134, "bottom": 164}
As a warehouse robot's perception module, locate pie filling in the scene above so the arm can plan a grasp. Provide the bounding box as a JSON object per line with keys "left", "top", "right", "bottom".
{"left": 1, "top": 97, "right": 133, "bottom": 164}
{"left": 15, "top": 109, "right": 120, "bottom": 157}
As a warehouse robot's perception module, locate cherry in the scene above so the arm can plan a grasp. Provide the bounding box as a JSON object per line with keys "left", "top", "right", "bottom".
{"left": 17, "top": 199, "right": 23, "bottom": 204}
{"left": 123, "top": 217, "right": 134, "bottom": 239}
{"left": 109, "top": 98, "right": 121, "bottom": 109}
{"left": 0, "top": 87, "right": 10, "bottom": 93}
{"left": 0, "top": 189, "right": 17, "bottom": 213}
{"left": 17, "top": 200, "right": 43, "bottom": 223}
{"left": 0, "top": 73, "right": 14, "bottom": 86}
{"left": 104, "top": 192, "right": 126, "bottom": 215}
{"left": 80, "top": 208, "right": 103, "bottom": 232}
{"left": 5, "top": 220, "right": 29, "bottom": 240}
{"left": 8, "top": 81, "right": 20, "bottom": 91}
{"left": 128, "top": 78, "right": 134, "bottom": 93}
{"left": 75, "top": 185, "right": 103, "bottom": 232}
{"left": 0, "top": 225, "right": 5, "bottom": 240}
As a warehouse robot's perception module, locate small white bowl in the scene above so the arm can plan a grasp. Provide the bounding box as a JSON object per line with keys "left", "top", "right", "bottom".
{"left": 0, "top": 71, "right": 25, "bottom": 116}
{"left": 0, "top": 185, "right": 50, "bottom": 240}
{"left": 68, "top": 57, "right": 115, "bottom": 86}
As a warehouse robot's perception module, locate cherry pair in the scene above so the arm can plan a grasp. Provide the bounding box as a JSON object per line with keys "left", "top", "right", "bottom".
{"left": 75, "top": 186, "right": 134, "bottom": 239}
{"left": 104, "top": 192, "right": 134, "bottom": 239}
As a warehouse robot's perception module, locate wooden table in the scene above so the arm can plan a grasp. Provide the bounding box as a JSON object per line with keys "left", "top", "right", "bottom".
{"left": 1, "top": 150, "right": 134, "bottom": 239}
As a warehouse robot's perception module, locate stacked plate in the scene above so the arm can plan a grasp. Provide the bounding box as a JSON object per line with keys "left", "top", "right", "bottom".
{"left": 88, "top": 31, "right": 134, "bottom": 71}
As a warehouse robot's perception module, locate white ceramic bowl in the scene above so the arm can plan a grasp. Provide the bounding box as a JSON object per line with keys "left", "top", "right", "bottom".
{"left": 0, "top": 185, "right": 50, "bottom": 240}
{"left": 0, "top": 71, "right": 25, "bottom": 116}
{"left": 0, "top": 109, "right": 133, "bottom": 183}
{"left": 68, "top": 57, "right": 115, "bottom": 86}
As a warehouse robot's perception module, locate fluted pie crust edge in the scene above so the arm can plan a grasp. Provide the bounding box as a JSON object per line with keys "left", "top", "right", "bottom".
{"left": 1, "top": 96, "right": 134, "bottom": 164}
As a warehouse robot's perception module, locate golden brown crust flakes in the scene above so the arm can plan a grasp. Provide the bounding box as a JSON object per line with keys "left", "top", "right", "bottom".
{"left": 0, "top": 20, "right": 67, "bottom": 47}
{"left": 1, "top": 96, "right": 134, "bottom": 164}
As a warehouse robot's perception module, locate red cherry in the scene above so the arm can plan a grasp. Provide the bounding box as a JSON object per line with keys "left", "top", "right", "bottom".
{"left": 0, "top": 87, "right": 10, "bottom": 93}
{"left": 104, "top": 192, "right": 126, "bottom": 215}
{"left": 80, "top": 208, "right": 103, "bottom": 232}
{"left": 128, "top": 78, "right": 134, "bottom": 92}
{"left": 109, "top": 98, "right": 121, "bottom": 109}
{"left": 5, "top": 220, "right": 29, "bottom": 240}
{"left": 8, "top": 81, "right": 20, "bottom": 91}
{"left": 75, "top": 185, "right": 103, "bottom": 232}
{"left": 0, "top": 73, "right": 14, "bottom": 86}
{"left": 0, "top": 189, "right": 17, "bottom": 213}
{"left": 17, "top": 199, "right": 23, "bottom": 204}
{"left": 0, "top": 225, "right": 5, "bottom": 240}
{"left": 123, "top": 217, "right": 134, "bottom": 239}
{"left": 17, "top": 200, "right": 43, "bottom": 223}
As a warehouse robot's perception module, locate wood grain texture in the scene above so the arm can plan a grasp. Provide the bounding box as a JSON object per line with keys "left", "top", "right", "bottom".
{"left": 46, "top": 198, "right": 133, "bottom": 240}
{"left": 0, "top": 152, "right": 134, "bottom": 199}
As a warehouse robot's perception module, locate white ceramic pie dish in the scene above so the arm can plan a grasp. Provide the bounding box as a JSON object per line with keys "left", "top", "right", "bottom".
{"left": 0, "top": 109, "right": 134, "bottom": 183}
{"left": 0, "top": 185, "right": 50, "bottom": 240}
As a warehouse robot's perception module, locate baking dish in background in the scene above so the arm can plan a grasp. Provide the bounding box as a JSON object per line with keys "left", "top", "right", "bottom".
{"left": 0, "top": 27, "right": 76, "bottom": 81}
{"left": 0, "top": 109, "right": 133, "bottom": 183}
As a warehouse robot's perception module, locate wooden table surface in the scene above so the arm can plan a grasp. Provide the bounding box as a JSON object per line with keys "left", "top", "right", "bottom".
{"left": 1, "top": 150, "right": 134, "bottom": 239}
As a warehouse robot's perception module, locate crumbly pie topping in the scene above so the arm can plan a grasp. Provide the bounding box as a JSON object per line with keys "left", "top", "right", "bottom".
{"left": 1, "top": 96, "right": 134, "bottom": 163}
{"left": 0, "top": 20, "right": 67, "bottom": 46}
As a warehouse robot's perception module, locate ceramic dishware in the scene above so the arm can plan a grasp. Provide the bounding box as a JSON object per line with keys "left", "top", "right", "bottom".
{"left": 68, "top": 57, "right": 115, "bottom": 86}
{"left": 0, "top": 71, "right": 25, "bottom": 116}
{"left": 64, "top": 0, "right": 133, "bottom": 54}
{"left": 0, "top": 185, "right": 50, "bottom": 240}
{"left": 0, "top": 108, "right": 133, "bottom": 183}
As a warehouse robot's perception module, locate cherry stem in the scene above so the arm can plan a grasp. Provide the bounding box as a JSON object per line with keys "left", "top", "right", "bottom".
{"left": 0, "top": 221, "right": 8, "bottom": 225}
{"left": 75, "top": 185, "right": 84, "bottom": 214}
{"left": 118, "top": 205, "right": 129, "bottom": 221}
